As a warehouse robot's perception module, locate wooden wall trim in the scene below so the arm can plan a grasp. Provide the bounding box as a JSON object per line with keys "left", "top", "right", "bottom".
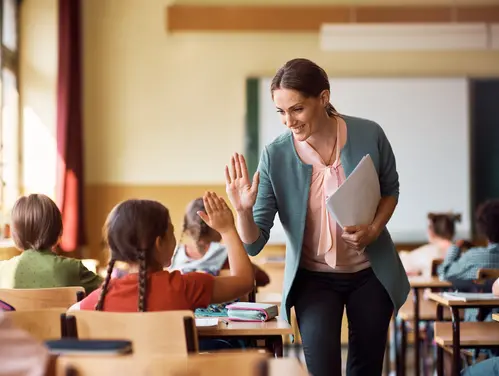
{"left": 166, "top": 5, "right": 499, "bottom": 32}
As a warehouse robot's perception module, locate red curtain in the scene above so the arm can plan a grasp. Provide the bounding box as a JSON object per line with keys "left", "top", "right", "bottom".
{"left": 56, "top": 0, "right": 85, "bottom": 254}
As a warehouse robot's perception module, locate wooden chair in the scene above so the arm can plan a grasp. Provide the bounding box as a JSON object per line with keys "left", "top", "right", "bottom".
{"left": 66, "top": 310, "right": 198, "bottom": 355}
{"left": 4, "top": 308, "right": 68, "bottom": 340}
{"left": 476, "top": 268, "right": 499, "bottom": 282}
{"left": 149, "top": 352, "right": 271, "bottom": 376}
{"left": 56, "top": 352, "right": 271, "bottom": 376}
{"left": 0, "top": 287, "right": 85, "bottom": 310}
{"left": 431, "top": 258, "right": 444, "bottom": 277}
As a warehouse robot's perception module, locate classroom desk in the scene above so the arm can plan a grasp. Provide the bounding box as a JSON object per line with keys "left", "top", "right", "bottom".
{"left": 427, "top": 292, "right": 499, "bottom": 376}
{"left": 395, "top": 277, "right": 452, "bottom": 376}
{"left": 196, "top": 317, "right": 293, "bottom": 358}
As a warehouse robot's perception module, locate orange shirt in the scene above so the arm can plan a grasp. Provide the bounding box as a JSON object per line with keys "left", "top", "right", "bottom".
{"left": 79, "top": 270, "right": 214, "bottom": 312}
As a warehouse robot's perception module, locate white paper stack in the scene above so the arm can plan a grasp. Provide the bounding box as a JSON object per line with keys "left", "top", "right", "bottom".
{"left": 326, "top": 155, "right": 381, "bottom": 227}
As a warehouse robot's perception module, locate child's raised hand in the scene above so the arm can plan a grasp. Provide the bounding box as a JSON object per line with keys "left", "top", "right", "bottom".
{"left": 197, "top": 192, "right": 235, "bottom": 234}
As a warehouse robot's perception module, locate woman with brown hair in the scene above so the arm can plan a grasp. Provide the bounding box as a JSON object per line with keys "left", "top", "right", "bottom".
{"left": 225, "top": 58, "right": 409, "bottom": 376}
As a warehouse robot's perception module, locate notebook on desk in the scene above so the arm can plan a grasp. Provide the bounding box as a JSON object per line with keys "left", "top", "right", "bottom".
{"left": 226, "top": 302, "right": 278, "bottom": 322}
{"left": 442, "top": 292, "right": 499, "bottom": 302}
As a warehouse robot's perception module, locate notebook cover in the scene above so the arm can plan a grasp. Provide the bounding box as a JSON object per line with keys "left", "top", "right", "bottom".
{"left": 45, "top": 339, "right": 133, "bottom": 355}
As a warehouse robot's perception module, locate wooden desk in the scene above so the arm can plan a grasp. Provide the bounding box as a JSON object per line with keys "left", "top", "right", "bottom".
{"left": 409, "top": 277, "right": 452, "bottom": 289}
{"left": 493, "top": 313, "right": 499, "bottom": 322}
{"left": 0, "top": 239, "right": 19, "bottom": 261}
{"left": 197, "top": 317, "right": 293, "bottom": 357}
{"left": 395, "top": 278, "right": 452, "bottom": 376}
{"left": 427, "top": 292, "right": 499, "bottom": 376}
{"left": 434, "top": 321, "right": 499, "bottom": 347}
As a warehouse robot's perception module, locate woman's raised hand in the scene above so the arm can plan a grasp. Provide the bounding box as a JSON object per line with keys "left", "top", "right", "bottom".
{"left": 225, "top": 153, "right": 259, "bottom": 212}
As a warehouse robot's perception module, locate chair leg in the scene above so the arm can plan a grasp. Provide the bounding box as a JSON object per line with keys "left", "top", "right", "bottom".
{"left": 384, "top": 332, "right": 390, "bottom": 376}
{"left": 400, "top": 319, "right": 407, "bottom": 376}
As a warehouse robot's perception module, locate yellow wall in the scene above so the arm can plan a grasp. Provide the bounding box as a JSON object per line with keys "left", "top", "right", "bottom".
{"left": 83, "top": 0, "right": 499, "bottom": 185}
{"left": 21, "top": 0, "right": 499, "bottom": 259}
{"left": 176, "top": 0, "right": 498, "bottom": 4}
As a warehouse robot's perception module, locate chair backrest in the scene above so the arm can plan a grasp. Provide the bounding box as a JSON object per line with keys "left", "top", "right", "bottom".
{"left": 56, "top": 353, "right": 270, "bottom": 376}
{"left": 67, "top": 310, "right": 198, "bottom": 355}
{"left": 0, "top": 287, "right": 85, "bottom": 310}
{"left": 431, "top": 259, "right": 444, "bottom": 277}
{"left": 476, "top": 268, "right": 499, "bottom": 281}
{"left": 56, "top": 356, "right": 146, "bottom": 376}
{"left": 4, "top": 308, "right": 68, "bottom": 340}
{"left": 149, "top": 352, "right": 270, "bottom": 376}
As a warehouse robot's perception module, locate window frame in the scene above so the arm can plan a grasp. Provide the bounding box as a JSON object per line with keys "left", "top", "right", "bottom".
{"left": 0, "top": 0, "right": 20, "bottom": 232}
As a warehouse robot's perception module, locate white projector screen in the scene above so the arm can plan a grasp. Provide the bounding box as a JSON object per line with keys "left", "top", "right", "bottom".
{"left": 258, "top": 77, "right": 471, "bottom": 244}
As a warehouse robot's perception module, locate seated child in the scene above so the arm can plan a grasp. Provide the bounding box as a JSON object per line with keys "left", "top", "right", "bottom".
{"left": 170, "top": 197, "right": 270, "bottom": 287}
{"left": 71, "top": 192, "right": 255, "bottom": 312}
{"left": 438, "top": 200, "right": 499, "bottom": 282}
{"left": 0, "top": 194, "right": 102, "bottom": 295}
{"left": 400, "top": 212, "right": 461, "bottom": 277}
{"left": 438, "top": 199, "right": 499, "bottom": 324}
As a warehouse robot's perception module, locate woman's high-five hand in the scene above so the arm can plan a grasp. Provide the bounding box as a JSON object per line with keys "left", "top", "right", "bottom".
{"left": 225, "top": 153, "right": 259, "bottom": 212}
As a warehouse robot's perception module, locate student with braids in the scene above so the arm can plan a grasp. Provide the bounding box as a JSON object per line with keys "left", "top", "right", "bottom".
{"left": 70, "top": 192, "right": 255, "bottom": 312}
{"left": 170, "top": 197, "right": 270, "bottom": 287}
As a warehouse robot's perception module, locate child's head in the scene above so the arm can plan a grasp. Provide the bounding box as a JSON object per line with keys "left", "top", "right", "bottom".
{"left": 11, "top": 194, "right": 62, "bottom": 251}
{"left": 427, "top": 213, "right": 460, "bottom": 242}
{"left": 181, "top": 197, "right": 222, "bottom": 253}
{"left": 476, "top": 200, "right": 499, "bottom": 244}
{"left": 96, "top": 199, "right": 175, "bottom": 312}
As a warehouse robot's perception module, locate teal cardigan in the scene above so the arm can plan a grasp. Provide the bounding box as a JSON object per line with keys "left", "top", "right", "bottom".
{"left": 244, "top": 115, "right": 410, "bottom": 323}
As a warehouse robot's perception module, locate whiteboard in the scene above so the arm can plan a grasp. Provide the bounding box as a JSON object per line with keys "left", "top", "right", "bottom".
{"left": 258, "top": 77, "right": 471, "bottom": 244}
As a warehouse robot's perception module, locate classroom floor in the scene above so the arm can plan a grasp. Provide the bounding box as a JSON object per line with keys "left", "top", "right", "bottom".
{"left": 283, "top": 345, "right": 421, "bottom": 376}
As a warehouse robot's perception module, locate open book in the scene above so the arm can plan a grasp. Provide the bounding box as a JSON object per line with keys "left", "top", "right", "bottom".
{"left": 326, "top": 155, "right": 381, "bottom": 227}
{"left": 442, "top": 292, "right": 499, "bottom": 302}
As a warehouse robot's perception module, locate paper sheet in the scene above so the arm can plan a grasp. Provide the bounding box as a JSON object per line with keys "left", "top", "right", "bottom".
{"left": 326, "top": 155, "right": 381, "bottom": 227}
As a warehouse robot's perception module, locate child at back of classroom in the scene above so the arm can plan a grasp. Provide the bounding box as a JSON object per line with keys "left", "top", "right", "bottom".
{"left": 400, "top": 212, "right": 461, "bottom": 278}
{"left": 0, "top": 194, "right": 102, "bottom": 295}
{"left": 72, "top": 192, "right": 255, "bottom": 312}
{"left": 438, "top": 200, "right": 499, "bottom": 325}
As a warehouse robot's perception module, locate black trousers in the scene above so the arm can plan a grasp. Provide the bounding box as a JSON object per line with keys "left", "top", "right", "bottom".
{"left": 291, "top": 267, "right": 393, "bottom": 376}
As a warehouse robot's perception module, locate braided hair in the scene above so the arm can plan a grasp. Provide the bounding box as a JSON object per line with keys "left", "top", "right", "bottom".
{"left": 95, "top": 200, "right": 169, "bottom": 312}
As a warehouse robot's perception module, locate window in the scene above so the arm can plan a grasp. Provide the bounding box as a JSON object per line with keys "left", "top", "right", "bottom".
{"left": 0, "top": 0, "right": 19, "bottom": 237}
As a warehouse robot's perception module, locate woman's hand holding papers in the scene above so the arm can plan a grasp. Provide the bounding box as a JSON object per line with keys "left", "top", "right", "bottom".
{"left": 341, "top": 224, "right": 378, "bottom": 251}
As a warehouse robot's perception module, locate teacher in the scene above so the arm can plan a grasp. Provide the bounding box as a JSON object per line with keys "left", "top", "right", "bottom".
{"left": 225, "top": 58, "right": 409, "bottom": 376}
